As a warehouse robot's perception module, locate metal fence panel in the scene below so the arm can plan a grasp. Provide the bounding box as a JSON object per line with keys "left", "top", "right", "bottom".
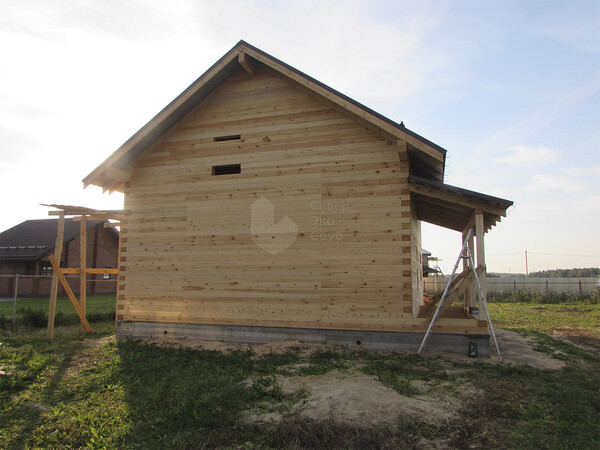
{"left": 424, "top": 276, "right": 599, "bottom": 295}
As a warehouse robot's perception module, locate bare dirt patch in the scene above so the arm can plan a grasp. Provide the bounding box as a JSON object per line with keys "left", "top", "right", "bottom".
{"left": 492, "top": 329, "right": 566, "bottom": 369}
{"left": 431, "top": 329, "right": 566, "bottom": 370}
{"left": 65, "top": 335, "right": 116, "bottom": 376}
{"left": 83, "top": 335, "right": 115, "bottom": 347}
{"left": 143, "top": 336, "right": 241, "bottom": 353}
{"left": 244, "top": 370, "right": 480, "bottom": 428}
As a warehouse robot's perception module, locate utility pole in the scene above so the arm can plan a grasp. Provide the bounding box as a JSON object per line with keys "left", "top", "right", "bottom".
{"left": 525, "top": 250, "right": 529, "bottom": 278}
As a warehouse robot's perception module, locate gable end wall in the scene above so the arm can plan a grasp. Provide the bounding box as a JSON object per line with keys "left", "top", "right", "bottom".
{"left": 118, "top": 66, "right": 418, "bottom": 332}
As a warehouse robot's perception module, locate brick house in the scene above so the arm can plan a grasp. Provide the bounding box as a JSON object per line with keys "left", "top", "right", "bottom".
{"left": 0, "top": 218, "right": 119, "bottom": 297}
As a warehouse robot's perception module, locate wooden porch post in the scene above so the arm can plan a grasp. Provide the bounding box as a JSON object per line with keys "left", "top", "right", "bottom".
{"left": 461, "top": 230, "right": 469, "bottom": 310}
{"left": 475, "top": 211, "right": 487, "bottom": 319}
{"left": 462, "top": 218, "right": 476, "bottom": 310}
{"left": 80, "top": 215, "right": 87, "bottom": 333}
{"left": 47, "top": 212, "right": 65, "bottom": 339}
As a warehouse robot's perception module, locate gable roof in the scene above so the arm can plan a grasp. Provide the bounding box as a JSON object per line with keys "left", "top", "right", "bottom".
{"left": 0, "top": 218, "right": 108, "bottom": 261}
{"left": 83, "top": 40, "right": 447, "bottom": 192}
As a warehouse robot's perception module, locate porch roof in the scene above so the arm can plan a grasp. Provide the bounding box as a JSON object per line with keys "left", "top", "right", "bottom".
{"left": 408, "top": 175, "right": 513, "bottom": 233}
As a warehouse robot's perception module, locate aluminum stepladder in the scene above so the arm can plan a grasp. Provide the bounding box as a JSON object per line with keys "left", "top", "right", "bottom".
{"left": 417, "top": 228, "right": 503, "bottom": 363}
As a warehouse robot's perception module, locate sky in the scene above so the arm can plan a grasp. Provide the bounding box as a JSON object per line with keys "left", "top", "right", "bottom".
{"left": 0, "top": 0, "right": 598, "bottom": 274}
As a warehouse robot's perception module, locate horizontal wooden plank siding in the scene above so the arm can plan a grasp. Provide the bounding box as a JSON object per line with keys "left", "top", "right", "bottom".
{"left": 118, "top": 66, "right": 481, "bottom": 333}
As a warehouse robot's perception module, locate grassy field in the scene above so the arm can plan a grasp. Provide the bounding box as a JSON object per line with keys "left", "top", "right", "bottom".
{"left": 0, "top": 294, "right": 115, "bottom": 318}
{"left": 489, "top": 302, "right": 600, "bottom": 338}
{"left": 0, "top": 295, "right": 115, "bottom": 327}
{"left": 1, "top": 297, "right": 599, "bottom": 448}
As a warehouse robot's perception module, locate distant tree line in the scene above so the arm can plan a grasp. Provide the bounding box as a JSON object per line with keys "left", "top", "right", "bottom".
{"left": 529, "top": 268, "right": 600, "bottom": 278}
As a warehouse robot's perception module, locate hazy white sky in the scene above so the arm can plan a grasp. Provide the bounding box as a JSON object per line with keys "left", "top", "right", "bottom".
{"left": 0, "top": 0, "right": 598, "bottom": 273}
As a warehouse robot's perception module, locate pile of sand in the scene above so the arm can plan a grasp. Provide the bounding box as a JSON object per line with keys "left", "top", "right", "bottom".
{"left": 277, "top": 371, "right": 460, "bottom": 426}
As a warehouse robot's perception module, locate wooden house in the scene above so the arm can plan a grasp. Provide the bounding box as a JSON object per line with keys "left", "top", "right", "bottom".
{"left": 421, "top": 249, "right": 441, "bottom": 277}
{"left": 0, "top": 218, "right": 119, "bottom": 297}
{"left": 84, "top": 41, "right": 512, "bottom": 353}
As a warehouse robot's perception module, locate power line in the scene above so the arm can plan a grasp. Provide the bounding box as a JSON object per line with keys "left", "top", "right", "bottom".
{"left": 527, "top": 252, "right": 599, "bottom": 258}
{"left": 437, "top": 251, "right": 599, "bottom": 258}
{"left": 485, "top": 252, "right": 523, "bottom": 257}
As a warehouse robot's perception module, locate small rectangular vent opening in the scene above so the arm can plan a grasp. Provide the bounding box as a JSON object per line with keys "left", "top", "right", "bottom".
{"left": 214, "top": 134, "right": 241, "bottom": 142}
{"left": 212, "top": 164, "right": 241, "bottom": 175}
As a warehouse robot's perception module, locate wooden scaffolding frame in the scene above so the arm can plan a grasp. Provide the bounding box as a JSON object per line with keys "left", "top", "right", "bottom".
{"left": 44, "top": 204, "right": 127, "bottom": 339}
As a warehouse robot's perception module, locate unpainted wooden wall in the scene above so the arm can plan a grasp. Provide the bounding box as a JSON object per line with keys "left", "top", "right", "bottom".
{"left": 117, "top": 66, "right": 433, "bottom": 331}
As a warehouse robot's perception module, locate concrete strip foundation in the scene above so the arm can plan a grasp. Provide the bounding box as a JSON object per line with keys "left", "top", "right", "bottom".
{"left": 116, "top": 321, "right": 491, "bottom": 357}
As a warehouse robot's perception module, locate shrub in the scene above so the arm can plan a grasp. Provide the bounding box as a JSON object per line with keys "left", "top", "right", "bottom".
{"left": 5, "top": 308, "right": 115, "bottom": 329}
{"left": 488, "top": 290, "right": 599, "bottom": 304}
{"left": 20, "top": 307, "right": 48, "bottom": 327}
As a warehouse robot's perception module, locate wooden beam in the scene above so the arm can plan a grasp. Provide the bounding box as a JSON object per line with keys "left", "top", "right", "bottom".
{"left": 462, "top": 229, "right": 470, "bottom": 273}
{"left": 85, "top": 268, "right": 119, "bottom": 274}
{"left": 475, "top": 211, "right": 487, "bottom": 320}
{"left": 462, "top": 228, "right": 477, "bottom": 309}
{"left": 61, "top": 268, "right": 118, "bottom": 274}
{"left": 79, "top": 215, "right": 87, "bottom": 333}
{"left": 238, "top": 51, "right": 255, "bottom": 76}
{"left": 475, "top": 212, "right": 485, "bottom": 268}
{"left": 46, "top": 205, "right": 128, "bottom": 217}
{"left": 106, "top": 167, "right": 131, "bottom": 182}
{"left": 106, "top": 179, "right": 125, "bottom": 194}
{"left": 45, "top": 204, "right": 98, "bottom": 215}
{"left": 409, "top": 183, "right": 508, "bottom": 218}
{"left": 116, "top": 222, "right": 123, "bottom": 323}
{"left": 439, "top": 266, "right": 485, "bottom": 313}
{"left": 462, "top": 214, "right": 475, "bottom": 236}
{"left": 397, "top": 140, "right": 409, "bottom": 161}
{"left": 48, "top": 254, "right": 92, "bottom": 333}
{"left": 73, "top": 214, "right": 125, "bottom": 221}
{"left": 47, "top": 212, "right": 65, "bottom": 339}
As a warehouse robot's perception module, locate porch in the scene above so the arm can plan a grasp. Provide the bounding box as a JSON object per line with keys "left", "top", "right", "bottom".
{"left": 409, "top": 175, "right": 513, "bottom": 322}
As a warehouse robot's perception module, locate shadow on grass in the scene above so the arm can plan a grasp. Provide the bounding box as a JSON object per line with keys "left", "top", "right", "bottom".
{"left": 0, "top": 335, "right": 82, "bottom": 448}
{"left": 117, "top": 339, "right": 273, "bottom": 447}
{"left": 114, "top": 341, "right": 450, "bottom": 448}
{"left": 113, "top": 336, "right": 600, "bottom": 449}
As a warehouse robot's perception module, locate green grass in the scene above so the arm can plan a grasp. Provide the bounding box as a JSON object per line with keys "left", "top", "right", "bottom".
{"left": 0, "top": 322, "right": 284, "bottom": 448}
{"left": 488, "top": 290, "right": 599, "bottom": 304}
{"left": 0, "top": 295, "right": 116, "bottom": 328}
{"left": 1, "top": 301, "right": 599, "bottom": 448}
{"left": 488, "top": 301, "right": 600, "bottom": 337}
{"left": 0, "top": 294, "right": 116, "bottom": 317}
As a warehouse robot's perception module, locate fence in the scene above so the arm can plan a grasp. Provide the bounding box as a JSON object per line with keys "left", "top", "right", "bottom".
{"left": 0, "top": 274, "right": 117, "bottom": 298}
{"left": 0, "top": 273, "right": 118, "bottom": 324}
{"left": 424, "top": 276, "right": 600, "bottom": 295}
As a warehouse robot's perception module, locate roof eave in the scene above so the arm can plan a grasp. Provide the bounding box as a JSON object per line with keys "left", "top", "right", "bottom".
{"left": 83, "top": 43, "right": 244, "bottom": 190}
{"left": 408, "top": 175, "right": 513, "bottom": 233}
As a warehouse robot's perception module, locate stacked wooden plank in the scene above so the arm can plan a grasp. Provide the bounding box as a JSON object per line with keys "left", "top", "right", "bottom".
{"left": 114, "top": 67, "right": 483, "bottom": 335}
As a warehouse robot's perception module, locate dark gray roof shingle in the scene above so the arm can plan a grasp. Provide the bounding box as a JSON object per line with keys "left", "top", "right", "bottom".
{"left": 0, "top": 218, "right": 106, "bottom": 260}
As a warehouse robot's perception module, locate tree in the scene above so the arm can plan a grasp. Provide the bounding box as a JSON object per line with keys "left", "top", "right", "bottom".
{"left": 529, "top": 268, "right": 599, "bottom": 278}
